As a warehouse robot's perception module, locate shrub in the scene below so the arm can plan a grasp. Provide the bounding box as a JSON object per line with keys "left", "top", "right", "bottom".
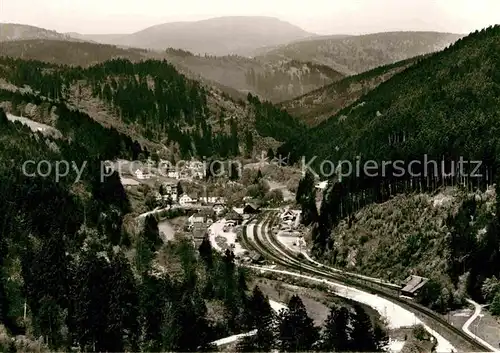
{"left": 412, "top": 325, "right": 429, "bottom": 341}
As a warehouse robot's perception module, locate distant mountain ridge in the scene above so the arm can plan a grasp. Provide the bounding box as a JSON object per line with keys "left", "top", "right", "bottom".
{"left": 0, "top": 21, "right": 465, "bottom": 103}
{"left": 69, "top": 16, "right": 316, "bottom": 56}
{"left": 258, "top": 31, "right": 463, "bottom": 74}
{"left": 0, "top": 23, "right": 82, "bottom": 42}
{"left": 0, "top": 39, "right": 344, "bottom": 102}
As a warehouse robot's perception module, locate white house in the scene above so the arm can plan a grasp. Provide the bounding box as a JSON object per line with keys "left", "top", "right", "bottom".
{"left": 167, "top": 170, "right": 180, "bottom": 179}
{"left": 233, "top": 207, "right": 244, "bottom": 215}
{"left": 135, "top": 169, "right": 151, "bottom": 180}
{"left": 315, "top": 181, "right": 328, "bottom": 190}
{"left": 179, "top": 194, "right": 195, "bottom": 206}
{"left": 213, "top": 203, "right": 225, "bottom": 215}
{"left": 188, "top": 214, "right": 205, "bottom": 226}
{"left": 281, "top": 209, "right": 296, "bottom": 221}
{"left": 200, "top": 196, "right": 225, "bottom": 205}
{"left": 179, "top": 170, "right": 191, "bottom": 179}
{"left": 193, "top": 170, "right": 205, "bottom": 179}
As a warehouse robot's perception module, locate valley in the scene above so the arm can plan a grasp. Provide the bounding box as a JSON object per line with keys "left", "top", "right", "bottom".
{"left": 1, "top": 8, "right": 500, "bottom": 353}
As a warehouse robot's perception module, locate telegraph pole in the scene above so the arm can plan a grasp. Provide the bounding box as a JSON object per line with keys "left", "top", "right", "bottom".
{"left": 299, "top": 238, "right": 302, "bottom": 274}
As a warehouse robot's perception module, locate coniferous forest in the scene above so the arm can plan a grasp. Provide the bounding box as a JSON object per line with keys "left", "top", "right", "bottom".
{"left": 0, "top": 110, "right": 387, "bottom": 350}
{"left": 292, "top": 25, "right": 500, "bottom": 313}
{"left": 0, "top": 109, "right": 262, "bottom": 350}
{"left": 0, "top": 55, "right": 364, "bottom": 351}
{"left": 1, "top": 17, "right": 500, "bottom": 352}
{"left": 0, "top": 56, "right": 305, "bottom": 160}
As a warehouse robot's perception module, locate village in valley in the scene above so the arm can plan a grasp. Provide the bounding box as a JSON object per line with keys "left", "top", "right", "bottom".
{"left": 115, "top": 155, "right": 309, "bottom": 264}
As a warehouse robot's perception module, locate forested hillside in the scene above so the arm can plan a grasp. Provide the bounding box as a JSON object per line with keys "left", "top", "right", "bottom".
{"left": 0, "top": 104, "right": 298, "bottom": 351}
{"left": 281, "top": 56, "right": 421, "bottom": 125}
{"left": 0, "top": 40, "right": 344, "bottom": 102}
{"left": 282, "top": 25, "right": 500, "bottom": 180}
{"left": 0, "top": 106, "right": 387, "bottom": 351}
{"left": 244, "top": 60, "right": 343, "bottom": 102}
{"left": 291, "top": 25, "right": 500, "bottom": 313}
{"left": 259, "top": 31, "right": 462, "bottom": 75}
{"left": 0, "top": 56, "right": 306, "bottom": 160}
{"left": 0, "top": 39, "right": 151, "bottom": 66}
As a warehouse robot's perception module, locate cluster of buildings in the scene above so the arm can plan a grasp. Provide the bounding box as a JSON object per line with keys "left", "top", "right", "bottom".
{"left": 150, "top": 182, "right": 226, "bottom": 211}
{"left": 164, "top": 160, "right": 205, "bottom": 180}
{"left": 134, "top": 160, "right": 206, "bottom": 181}
{"left": 188, "top": 202, "right": 262, "bottom": 247}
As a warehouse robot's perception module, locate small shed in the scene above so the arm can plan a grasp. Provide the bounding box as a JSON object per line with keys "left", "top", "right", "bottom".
{"left": 250, "top": 253, "right": 265, "bottom": 264}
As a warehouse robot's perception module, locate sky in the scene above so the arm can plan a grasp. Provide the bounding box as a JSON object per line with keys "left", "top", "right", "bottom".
{"left": 1, "top": 0, "right": 499, "bottom": 35}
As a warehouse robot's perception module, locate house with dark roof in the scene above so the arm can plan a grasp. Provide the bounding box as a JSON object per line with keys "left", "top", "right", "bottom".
{"left": 243, "top": 202, "right": 261, "bottom": 214}
{"left": 225, "top": 209, "right": 243, "bottom": 225}
{"left": 401, "top": 275, "right": 429, "bottom": 297}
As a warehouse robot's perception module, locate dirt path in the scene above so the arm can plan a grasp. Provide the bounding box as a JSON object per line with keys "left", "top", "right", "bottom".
{"left": 7, "top": 113, "right": 62, "bottom": 138}
{"left": 158, "top": 219, "right": 176, "bottom": 242}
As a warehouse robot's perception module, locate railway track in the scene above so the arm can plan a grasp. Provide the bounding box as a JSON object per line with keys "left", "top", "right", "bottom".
{"left": 241, "top": 212, "right": 492, "bottom": 352}
{"left": 266, "top": 219, "right": 402, "bottom": 291}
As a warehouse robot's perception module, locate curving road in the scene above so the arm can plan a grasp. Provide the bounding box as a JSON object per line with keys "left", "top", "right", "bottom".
{"left": 241, "top": 212, "right": 494, "bottom": 352}
{"left": 462, "top": 299, "right": 499, "bottom": 352}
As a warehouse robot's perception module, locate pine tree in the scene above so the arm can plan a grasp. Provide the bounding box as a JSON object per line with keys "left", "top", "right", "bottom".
{"left": 198, "top": 237, "right": 213, "bottom": 269}
{"left": 21, "top": 234, "right": 69, "bottom": 349}
{"left": 250, "top": 288, "right": 275, "bottom": 351}
{"left": 0, "top": 108, "right": 8, "bottom": 125}
{"left": 230, "top": 163, "right": 240, "bottom": 180}
{"left": 495, "top": 174, "right": 500, "bottom": 225}
{"left": 267, "top": 148, "right": 275, "bottom": 161}
{"left": 254, "top": 170, "right": 263, "bottom": 184}
{"left": 67, "top": 250, "right": 112, "bottom": 351}
{"left": 237, "top": 286, "right": 275, "bottom": 352}
{"left": 135, "top": 236, "right": 154, "bottom": 274}
{"left": 106, "top": 252, "right": 140, "bottom": 351}
{"left": 278, "top": 295, "right": 319, "bottom": 352}
{"left": 144, "top": 214, "right": 162, "bottom": 251}
{"left": 0, "top": 232, "right": 18, "bottom": 334}
{"left": 229, "top": 117, "right": 239, "bottom": 156}
{"left": 0, "top": 274, "right": 9, "bottom": 330}
{"left": 177, "top": 181, "right": 184, "bottom": 199}
{"left": 244, "top": 130, "right": 254, "bottom": 156}
{"left": 302, "top": 192, "right": 319, "bottom": 226}
{"left": 373, "top": 324, "right": 390, "bottom": 351}
{"left": 350, "top": 304, "right": 377, "bottom": 352}
{"left": 139, "top": 274, "right": 172, "bottom": 351}
{"left": 167, "top": 291, "right": 211, "bottom": 351}
{"left": 491, "top": 291, "right": 500, "bottom": 315}
{"left": 247, "top": 286, "right": 272, "bottom": 328}
{"left": 296, "top": 171, "right": 318, "bottom": 226}
{"left": 322, "top": 305, "right": 351, "bottom": 351}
